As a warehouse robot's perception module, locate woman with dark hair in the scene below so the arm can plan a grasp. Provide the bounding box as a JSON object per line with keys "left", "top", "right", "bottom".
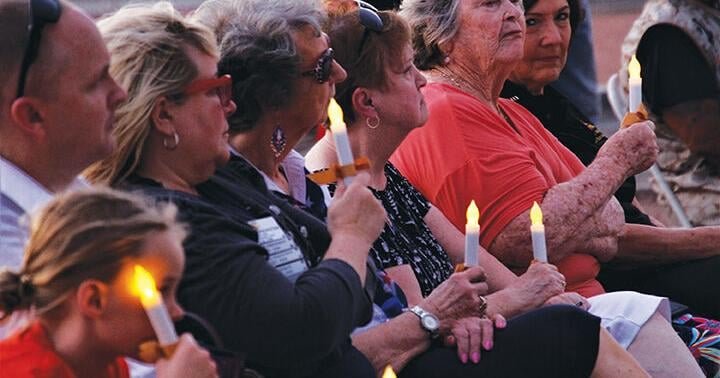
{"left": 502, "top": 0, "right": 720, "bottom": 321}
{"left": 500, "top": 0, "right": 720, "bottom": 374}
{"left": 192, "top": 0, "right": 349, "bottom": 220}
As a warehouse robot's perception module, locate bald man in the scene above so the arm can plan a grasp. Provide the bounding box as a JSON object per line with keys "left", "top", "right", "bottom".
{"left": 0, "top": 0, "right": 125, "bottom": 269}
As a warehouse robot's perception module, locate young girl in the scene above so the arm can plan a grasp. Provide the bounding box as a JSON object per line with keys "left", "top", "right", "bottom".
{"left": 0, "top": 188, "right": 217, "bottom": 378}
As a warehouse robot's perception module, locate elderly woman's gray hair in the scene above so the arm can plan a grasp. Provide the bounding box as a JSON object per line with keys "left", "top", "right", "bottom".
{"left": 192, "top": 0, "right": 326, "bottom": 133}
{"left": 400, "top": 0, "right": 462, "bottom": 70}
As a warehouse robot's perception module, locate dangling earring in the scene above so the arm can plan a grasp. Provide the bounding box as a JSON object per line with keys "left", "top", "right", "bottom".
{"left": 270, "top": 124, "right": 287, "bottom": 158}
{"left": 163, "top": 131, "right": 180, "bottom": 150}
{"left": 366, "top": 115, "right": 380, "bottom": 129}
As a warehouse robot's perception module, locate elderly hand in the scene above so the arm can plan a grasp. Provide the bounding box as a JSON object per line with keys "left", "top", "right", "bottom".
{"left": 580, "top": 199, "right": 624, "bottom": 262}
{"left": 327, "top": 172, "right": 386, "bottom": 245}
{"left": 156, "top": 334, "right": 218, "bottom": 378}
{"left": 543, "top": 292, "right": 590, "bottom": 311}
{"left": 420, "top": 266, "right": 489, "bottom": 335}
{"left": 442, "top": 315, "right": 506, "bottom": 364}
{"left": 600, "top": 121, "right": 658, "bottom": 177}
{"left": 503, "top": 261, "right": 566, "bottom": 310}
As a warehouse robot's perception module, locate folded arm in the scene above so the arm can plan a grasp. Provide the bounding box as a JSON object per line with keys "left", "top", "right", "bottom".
{"left": 490, "top": 123, "right": 657, "bottom": 267}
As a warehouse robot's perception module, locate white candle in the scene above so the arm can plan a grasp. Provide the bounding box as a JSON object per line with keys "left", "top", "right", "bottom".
{"left": 328, "top": 98, "right": 355, "bottom": 186}
{"left": 464, "top": 200, "right": 480, "bottom": 267}
{"left": 132, "top": 265, "right": 178, "bottom": 346}
{"left": 628, "top": 55, "right": 642, "bottom": 113}
{"left": 530, "top": 202, "right": 547, "bottom": 263}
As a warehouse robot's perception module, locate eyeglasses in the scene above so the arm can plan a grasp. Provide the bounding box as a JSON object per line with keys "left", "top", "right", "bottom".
{"left": 301, "top": 48, "right": 335, "bottom": 84}
{"left": 356, "top": 0, "right": 384, "bottom": 55}
{"left": 183, "top": 74, "right": 233, "bottom": 107}
{"left": 16, "top": 0, "right": 61, "bottom": 98}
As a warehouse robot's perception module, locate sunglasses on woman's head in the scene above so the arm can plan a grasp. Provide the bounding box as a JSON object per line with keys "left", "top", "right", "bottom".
{"left": 16, "top": 0, "right": 61, "bottom": 98}
{"left": 356, "top": 0, "right": 384, "bottom": 54}
{"left": 301, "top": 48, "right": 335, "bottom": 84}
{"left": 183, "top": 74, "right": 233, "bottom": 107}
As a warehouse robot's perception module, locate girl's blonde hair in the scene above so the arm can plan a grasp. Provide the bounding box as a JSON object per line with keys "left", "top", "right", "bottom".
{"left": 84, "top": 2, "right": 218, "bottom": 185}
{"left": 0, "top": 187, "right": 185, "bottom": 320}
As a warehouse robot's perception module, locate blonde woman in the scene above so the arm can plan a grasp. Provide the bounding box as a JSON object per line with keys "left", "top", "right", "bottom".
{"left": 84, "top": 3, "right": 233, "bottom": 189}
{"left": 0, "top": 188, "right": 217, "bottom": 378}
{"left": 85, "top": 3, "right": 387, "bottom": 376}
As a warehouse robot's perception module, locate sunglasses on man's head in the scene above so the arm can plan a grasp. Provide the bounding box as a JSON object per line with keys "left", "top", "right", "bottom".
{"left": 16, "top": 0, "right": 61, "bottom": 98}
{"left": 301, "top": 48, "right": 335, "bottom": 84}
{"left": 183, "top": 74, "right": 234, "bottom": 107}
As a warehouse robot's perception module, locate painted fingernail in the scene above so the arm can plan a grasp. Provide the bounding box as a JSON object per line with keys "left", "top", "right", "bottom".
{"left": 471, "top": 352, "right": 480, "bottom": 363}
{"left": 484, "top": 340, "right": 493, "bottom": 350}
{"left": 461, "top": 353, "right": 468, "bottom": 364}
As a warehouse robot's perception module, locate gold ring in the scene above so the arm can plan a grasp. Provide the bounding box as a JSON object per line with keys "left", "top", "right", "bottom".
{"left": 478, "top": 295, "right": 488, "bottom": 317}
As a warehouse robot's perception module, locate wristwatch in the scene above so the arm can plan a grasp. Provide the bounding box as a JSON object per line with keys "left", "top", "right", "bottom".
{"left": 408, "top": 305, "right": 440, "bottom": 339}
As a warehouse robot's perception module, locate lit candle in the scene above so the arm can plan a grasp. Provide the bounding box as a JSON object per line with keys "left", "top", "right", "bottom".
{"left": 382, "top": 365, "right": 397, "bottom": 378}
{"left": 628, "top": 55, "right": 642, "bottom": 113}
{"left": 465, "top": 200, "right": 480, "bottom": 267}
{"left": 327, "top": 98, "right": 355, "bottom": 186}
{"left": 530, "top": 202, "right": 547, "bottom": 263}
{"left": 131, "top": 265, "right": 178, "bottom": 346}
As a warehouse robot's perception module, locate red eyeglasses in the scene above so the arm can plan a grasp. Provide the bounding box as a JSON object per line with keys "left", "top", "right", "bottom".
{"left": 183, "top": 74, "right": 233, "bottom": 106}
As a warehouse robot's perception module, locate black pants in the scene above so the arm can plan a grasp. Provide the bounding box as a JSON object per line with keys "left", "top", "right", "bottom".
{"left": 400, "top": 305, "right": 600, "bottom": 378}
{"left": 598, "top": 255, "right": 720, "bottom": 318}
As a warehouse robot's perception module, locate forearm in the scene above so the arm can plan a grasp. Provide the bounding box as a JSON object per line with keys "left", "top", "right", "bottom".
{"left": 616, "top": 224, "right": 720, "bottom": 263}
{"left": 484, "top": 289, "right": 533, "bottom": 319}
{"left": 491, "top": 158, "right": 626, "bottom": 266}
{"left": 324, "top": 233, "right": 373, "bottom": 285}
{"left": 352, "top": 313, "right": 431, "bottom": 373}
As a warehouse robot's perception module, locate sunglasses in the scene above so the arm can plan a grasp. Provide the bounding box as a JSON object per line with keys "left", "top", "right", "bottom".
{"left": 183, "top": 74, "right": 233, "bottom": 107}
{"left": 356, "top": 0, "right": 384, "bottom": 55}
{"left": 16, "top": 0, "right": 61, "bottom": 98}
{"left": 301, "top": 48, "right": 335, "bottom": 84}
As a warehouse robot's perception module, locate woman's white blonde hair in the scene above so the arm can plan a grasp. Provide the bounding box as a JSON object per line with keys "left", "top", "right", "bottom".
{"left": 84, "top": 2, "right": 218, "bottom": 185}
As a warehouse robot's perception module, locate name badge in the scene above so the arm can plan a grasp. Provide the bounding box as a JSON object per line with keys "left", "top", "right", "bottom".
{"left": 248, "top": 216, "right": 309, "bottom": 282}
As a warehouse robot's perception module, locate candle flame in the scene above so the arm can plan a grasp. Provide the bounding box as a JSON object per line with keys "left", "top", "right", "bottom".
{"left": 530, "top": 201, "right": 543, "bottom": 226}
{"left": 327, "top": 98, "right": 346, "bottom": 133}
{"left": 131, "top": 265, "right": 160, "bottom": 307}
{"left": 628, "top": 55, "right": 641, "bottom": 80}
{"left": 466, "top": 200, "right": 479, "bottom": 226}
{"left": 382, "top": 365, "right": 397, "bottom": 378}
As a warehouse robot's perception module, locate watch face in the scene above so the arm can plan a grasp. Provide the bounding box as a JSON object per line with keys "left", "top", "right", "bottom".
{"left": 422, "top": 314, "right": 439, "bottom": 331}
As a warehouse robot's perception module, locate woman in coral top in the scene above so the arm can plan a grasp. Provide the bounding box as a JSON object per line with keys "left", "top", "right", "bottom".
{"left": 391, "top": 0, "right": 704, "bottom": 376}
{"left": 0, "top": 188, "right": 217, "bottom": 378}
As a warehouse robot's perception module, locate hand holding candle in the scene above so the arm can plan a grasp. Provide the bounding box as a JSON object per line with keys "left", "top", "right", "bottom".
{"left": 132, "top": 265, "right": 178, "bottom": 347}
{"left": 327, "top": 98, "right": 356, "bottom": 186}
{"left": 464, "top": 200, "right": 480, "bottom": 268}
{"left": 530, "top": 202, "right": 547, "bottom": 263}
{"left": 628, "top": 55, "right": 642, "bottom": 113}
